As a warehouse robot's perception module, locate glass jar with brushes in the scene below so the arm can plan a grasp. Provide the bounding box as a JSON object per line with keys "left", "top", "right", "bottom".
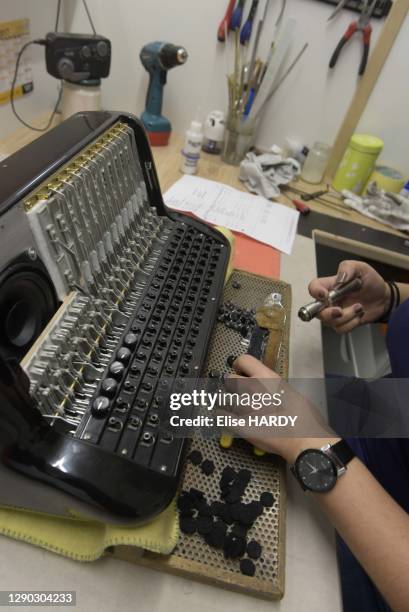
{"left": 301, "top": 142, "right": 331, "bottom": 184}
{"left": 221, "top": 110, "right": 260, "bottom": 166}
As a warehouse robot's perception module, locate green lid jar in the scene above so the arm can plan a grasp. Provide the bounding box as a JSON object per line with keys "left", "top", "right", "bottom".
{"left": 332, "top": 134, "right": 384, "bottom": 194}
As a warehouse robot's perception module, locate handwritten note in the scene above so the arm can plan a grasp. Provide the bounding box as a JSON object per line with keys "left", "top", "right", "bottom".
{"left": 164, "top": 175, "right": 299, "bottom": 255}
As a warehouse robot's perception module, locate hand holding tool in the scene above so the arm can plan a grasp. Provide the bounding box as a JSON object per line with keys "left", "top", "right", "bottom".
{"left": 329, "top": 0, "right": 377, "bottom": 76}
{"left": 240, "top": 0, "right": 259, "bottom": 45}
{"left": 218, "top": 0, "right": 237, "bottom": 42}
{"left": 298, "top": 277, "right": 363, "bottom": 322}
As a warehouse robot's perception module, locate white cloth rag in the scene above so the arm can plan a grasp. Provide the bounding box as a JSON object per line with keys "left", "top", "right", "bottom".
{"left": 239, "top": 147, "right": 301, "bottom": 199}
{"left": 342, "top": 182, "right": 409, "bottom": 231}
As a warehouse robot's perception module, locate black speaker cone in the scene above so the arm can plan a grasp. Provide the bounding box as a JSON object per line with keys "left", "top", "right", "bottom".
{"left": 0, "top": 256, "right": 58, "bottom": 361}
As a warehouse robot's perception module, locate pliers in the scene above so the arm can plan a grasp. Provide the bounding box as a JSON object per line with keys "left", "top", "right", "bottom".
{"left": 329, "top": 0, "right": 377, "bottom": 76}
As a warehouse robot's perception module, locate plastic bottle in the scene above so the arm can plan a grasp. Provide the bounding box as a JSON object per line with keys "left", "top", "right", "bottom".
{"left": 301, "top": 142, "right": 331, "bottom": 184}
{"left": 399, "top": 179, "right": 409, "bottom": 198}
{"left": 180, "top": 120, "right": 203, "bottom": 174}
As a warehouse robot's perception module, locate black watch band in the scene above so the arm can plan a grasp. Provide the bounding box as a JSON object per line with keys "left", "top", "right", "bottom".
{"left": 330, "top": 439, "right": 354, "bottom": 466}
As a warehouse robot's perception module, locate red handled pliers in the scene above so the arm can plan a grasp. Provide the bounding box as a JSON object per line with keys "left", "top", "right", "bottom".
{"left": 329, "top": 0, "right": 377, "bottom": 76}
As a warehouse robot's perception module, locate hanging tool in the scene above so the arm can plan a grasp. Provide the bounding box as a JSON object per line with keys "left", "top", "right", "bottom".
{"left": 240, "top": 0, "right": 259, "bottom": 45}
{"left": 329, "top": 0, "right": 377, "bottom": 76}
{"left": 218, "top": 0, "right": 237, "bottom": 42}
{"left": 327, "top": 0, "right": 349, "bottom": 22}
{"left": 140, "top": 42, "right": 188, "bottom": 146}
{"left": 230, "top": 0, "right": 247, "bottom": 30}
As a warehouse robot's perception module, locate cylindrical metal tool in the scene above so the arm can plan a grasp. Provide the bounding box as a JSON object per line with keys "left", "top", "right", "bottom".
{"left": 298, "top": 277, "right": 363, "bottom": 322}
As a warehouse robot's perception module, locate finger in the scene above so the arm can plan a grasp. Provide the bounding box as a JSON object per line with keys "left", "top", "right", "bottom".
{"left": 333, "top": 314, "right": 364, "bottom": 334}
{"left": 318, "top": 306, "right": 344, "bottom": 325}
{"left": 233, "top": 354, "right": 279, "bottom": 379}
{"left": 308, "top": 276, "right": 336, "bottom": 300}
{"left": 332, "top": 303, "right": 364, "bottom": 331}
{"left": 334, "top": 260, "right": 362, "bottom": 286}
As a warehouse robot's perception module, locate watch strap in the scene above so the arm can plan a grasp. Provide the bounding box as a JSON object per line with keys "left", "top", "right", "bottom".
{"left": 329, "top": 439, "right": 354, "bottom": 466}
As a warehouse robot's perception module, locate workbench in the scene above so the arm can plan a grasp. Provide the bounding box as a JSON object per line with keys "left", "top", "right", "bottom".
{"left": 0, "top": 118, "right": 348, "bottom": 612}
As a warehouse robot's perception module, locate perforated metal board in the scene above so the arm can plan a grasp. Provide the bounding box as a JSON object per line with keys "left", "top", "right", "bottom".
{"left": 112, "top": 270, "right": 291, "bottom": 600}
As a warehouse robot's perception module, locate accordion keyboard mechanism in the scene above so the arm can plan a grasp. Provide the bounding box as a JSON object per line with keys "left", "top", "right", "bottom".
{"left": 16, "top": 116, "right": 229, "bottom": 520}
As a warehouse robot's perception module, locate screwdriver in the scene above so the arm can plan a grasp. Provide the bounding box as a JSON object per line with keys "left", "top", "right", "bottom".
{"left": 240, "top": 0, "right": 259, "bottom": 45}
{"left": 218, "top": 0, "right": 237, "bottom": 42}
{"left": 292, "top": 198, "right": 310, "bottom": 215}
{"left": 230, "top": 0, "right": 247, "bottom": 30}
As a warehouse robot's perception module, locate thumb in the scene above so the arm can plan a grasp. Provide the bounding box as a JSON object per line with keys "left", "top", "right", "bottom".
{"left": 335, "top": 260, "right": 361, "bottom": 285}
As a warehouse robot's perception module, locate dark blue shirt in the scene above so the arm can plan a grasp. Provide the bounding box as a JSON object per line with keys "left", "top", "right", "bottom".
{"left": 338, "top": 299, "right": 409, "bottom": 612}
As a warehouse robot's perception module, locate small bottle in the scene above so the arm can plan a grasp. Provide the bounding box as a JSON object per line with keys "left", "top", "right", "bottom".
{"left": 301, "top": 142, "right": 331, "bottom": 184}
{"left": 181, "top": 120, "right": 203, "bottom": 174}
{"left": 399, "top": 179, "right": 409, "bottom": 198}
{"left": 256, "top": 293, "right": 286, "bottom": 370}
{"left": 202, "top": 110, "right": 225, "bottom": 154}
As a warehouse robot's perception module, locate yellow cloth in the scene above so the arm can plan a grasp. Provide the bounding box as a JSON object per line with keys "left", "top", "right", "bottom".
{"left": 0, "top": 501, "right": 179, "bottom": 561}
{"left": 0, "top": 227, "right": 235, "bottom": 561}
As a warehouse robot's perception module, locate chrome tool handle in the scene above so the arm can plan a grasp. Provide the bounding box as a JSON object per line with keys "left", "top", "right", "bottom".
{"left": 298, "top": 277, "right": 363, "bottom": 322}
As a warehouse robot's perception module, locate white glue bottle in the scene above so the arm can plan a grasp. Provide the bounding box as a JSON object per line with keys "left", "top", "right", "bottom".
{"left": 181, "top": 120, "right": 203, "bottom": 174}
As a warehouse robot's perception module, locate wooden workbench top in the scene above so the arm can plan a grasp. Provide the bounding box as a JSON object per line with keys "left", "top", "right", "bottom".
{"left": 0, "top": 115, "right": 404, "bottom": 240}
{"left": 154, "top": 133, "right": 404, "bottom": 239}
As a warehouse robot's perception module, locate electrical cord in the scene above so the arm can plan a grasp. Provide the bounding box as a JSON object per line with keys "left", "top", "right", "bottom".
{"left": 11, "top": 0, "right": 97, "bottom": 131}
{"left": 55, "top": 0, "right": 62, "bottom": 31}
{"left": 10, "top": 39, "right": 63, "bottom": 132}
{"left": 82, "top": 0, "right": 97, "bottom": 35}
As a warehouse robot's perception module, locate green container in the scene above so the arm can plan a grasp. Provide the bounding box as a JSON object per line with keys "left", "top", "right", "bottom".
{"left": 333, "top": 134, "right": 384, "bottom": 194}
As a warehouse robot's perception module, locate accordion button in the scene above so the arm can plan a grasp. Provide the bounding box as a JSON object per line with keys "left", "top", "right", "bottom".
{"left": 92, "top": 396, "right": 110, "bottom": 417}
{"left": 124, "top": 333, "right": 138, "bottom": 348}
{"left": 101, "top": 377, "right": 118, "bottom": 398}
{"left": 117, "top": 347, "right": 131, "bottom": 363}
{"left": 109, "top": 361, "right": 125, "bottom": 380}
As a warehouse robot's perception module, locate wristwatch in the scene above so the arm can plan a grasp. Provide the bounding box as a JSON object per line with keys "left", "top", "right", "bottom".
{"left": 291, "top": 440, "right": 355, "bottom": 492}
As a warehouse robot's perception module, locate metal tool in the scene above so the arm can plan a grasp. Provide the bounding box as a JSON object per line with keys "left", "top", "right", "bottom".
{"left": 240, "top": 0, "right": 259, "bottom": 45}
{"left": 217, "top": 0, "right": 237, "bottom": 42}
{"left": 329, "top": 0, "right": 377, "bottom": 76}
{"left": 327, "top": 0, "right": 349, "bottom": 22}
{"left": 298, "top": 277, "right": 363, "bottom": 322}
{"left": 301, "top": 187, "right": 329, "bottom": 201}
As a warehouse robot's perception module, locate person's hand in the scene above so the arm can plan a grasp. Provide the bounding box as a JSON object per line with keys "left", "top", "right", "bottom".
{"left": 223, "top": 355, "right": 339, "bottom": 464}
{"left": 308, "top": 260, "right": 390, "bottom": 334}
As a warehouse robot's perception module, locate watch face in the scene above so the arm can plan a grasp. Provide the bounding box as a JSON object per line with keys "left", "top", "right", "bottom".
{"left": 295, "top": 449, "right": 337, "bottom": 492}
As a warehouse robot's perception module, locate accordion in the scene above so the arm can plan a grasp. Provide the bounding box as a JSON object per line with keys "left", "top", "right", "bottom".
{"left": 0, "top": 111, "right": 229, "bottom": 524}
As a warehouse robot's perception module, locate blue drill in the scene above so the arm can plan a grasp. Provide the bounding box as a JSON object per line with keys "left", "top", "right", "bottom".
{"left": 140, "top": 42, "right": 188, "bottom": 146}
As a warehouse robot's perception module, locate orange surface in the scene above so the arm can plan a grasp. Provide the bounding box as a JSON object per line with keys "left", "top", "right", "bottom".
{"left": 233, "top": 232, "right": 281, "bottom": 279}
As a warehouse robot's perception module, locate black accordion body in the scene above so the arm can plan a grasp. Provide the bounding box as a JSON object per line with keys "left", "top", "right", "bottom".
{"left": 0, "top": 112, "right": 229, "bottom": 524}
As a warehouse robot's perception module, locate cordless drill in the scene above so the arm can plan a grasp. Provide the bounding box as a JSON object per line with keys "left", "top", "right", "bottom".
{"left": 140, "top": 42, "right": 188, "bottom": 146}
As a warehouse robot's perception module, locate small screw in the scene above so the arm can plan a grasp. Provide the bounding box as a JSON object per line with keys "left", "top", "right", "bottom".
{"left": 27, "top": 247, "right": 37, "bottom": 261}
{"left": 121, "top": 448, "right": 128, "bottom": 455}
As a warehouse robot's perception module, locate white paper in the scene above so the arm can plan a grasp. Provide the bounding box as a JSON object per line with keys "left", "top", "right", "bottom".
{"left": 164, "top": 175, "right": 299, "bottom": 255}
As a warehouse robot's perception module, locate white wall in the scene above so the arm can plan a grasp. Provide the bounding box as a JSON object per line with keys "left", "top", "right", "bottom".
{"left": 357, "top": 13, "right": 409, "bottom": 175}
{"left": 1, "top": 0, "right": 406, "bottom": 175}
{"left": 0, "top": 0, "right": 62, "bottom": 138}
{"left": 64, "top": 0, "right": 387, "bottom": 151}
